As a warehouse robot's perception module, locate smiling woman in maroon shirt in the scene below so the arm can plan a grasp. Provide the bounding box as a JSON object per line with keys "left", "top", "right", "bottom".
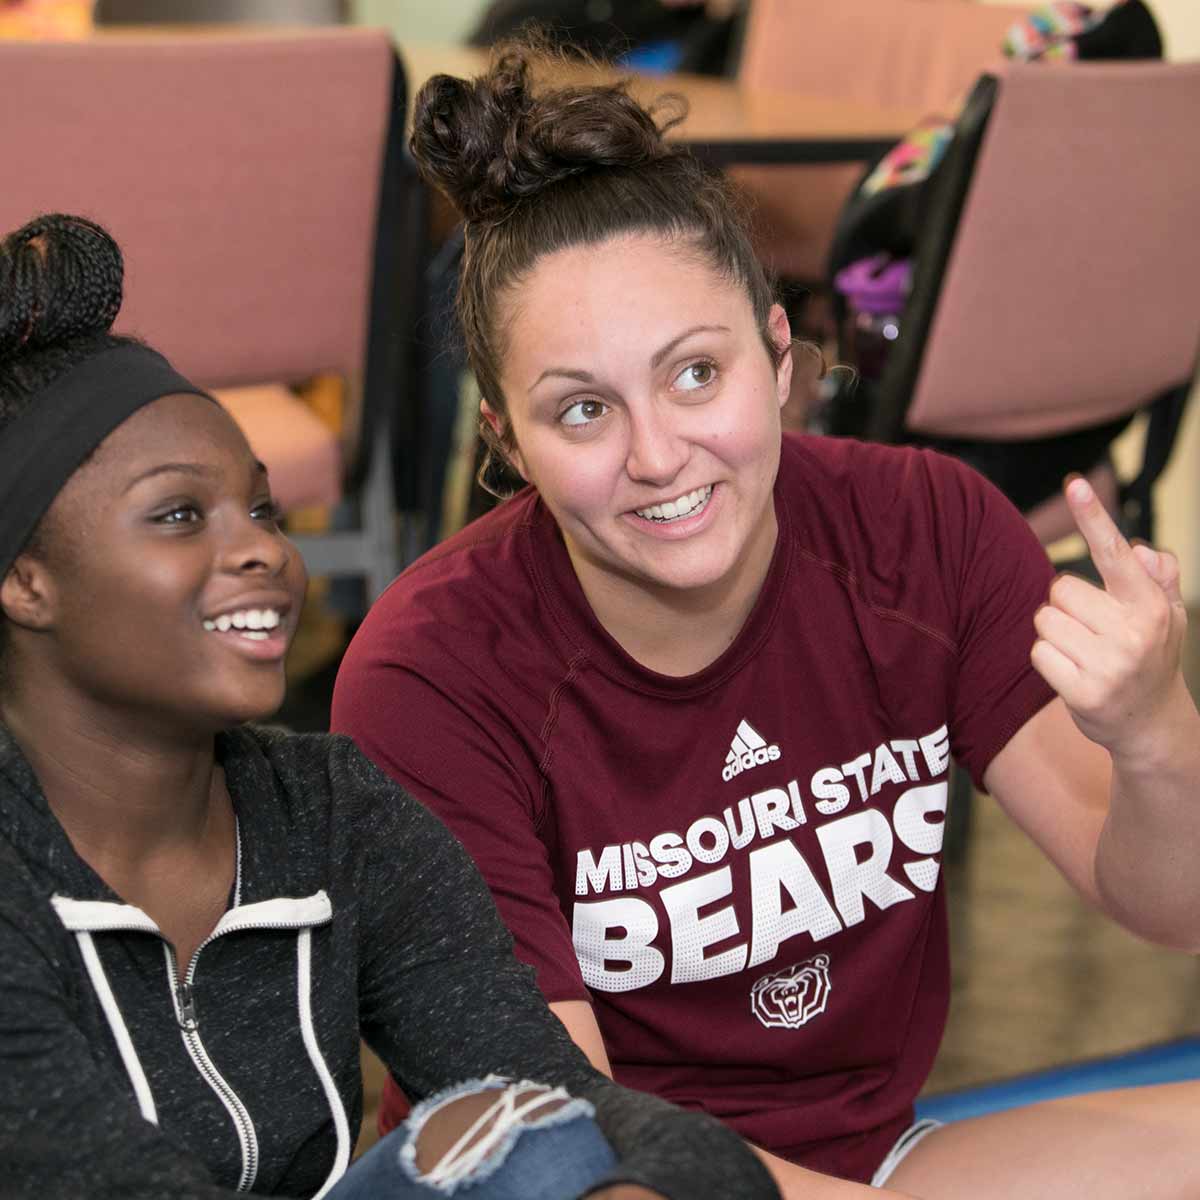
{"left": 333, "top": 38, "right": 1200, "bottom": 1200}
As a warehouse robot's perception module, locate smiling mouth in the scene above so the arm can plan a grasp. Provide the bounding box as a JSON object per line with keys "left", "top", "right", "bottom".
{"left": 202, "top": 607, "right": 284, "bottom": 641}
{"left": 635, "top": 485, "right": 714, "bottom": 523}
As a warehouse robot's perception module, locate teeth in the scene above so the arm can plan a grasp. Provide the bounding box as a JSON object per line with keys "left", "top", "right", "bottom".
{"left": 203, "top": 608, "right": 283, "bottom": 634}
{"left": 636, "top": 486, "right": 713, "bottom": 523}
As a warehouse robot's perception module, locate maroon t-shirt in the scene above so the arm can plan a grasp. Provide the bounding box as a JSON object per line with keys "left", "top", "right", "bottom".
{"left": 332, "top": 434, "right": 1055, "bottom": 1182}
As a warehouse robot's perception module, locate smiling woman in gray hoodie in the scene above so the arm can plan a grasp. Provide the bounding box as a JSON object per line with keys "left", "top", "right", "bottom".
{"left": 0, "top": 213, "right": 779, "bottom": 1200}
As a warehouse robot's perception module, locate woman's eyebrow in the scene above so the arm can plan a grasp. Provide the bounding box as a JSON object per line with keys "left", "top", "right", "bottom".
{"left": 122, "top": 459, "right": 268, "bottom": 493}
{"left": 649, "top": 325, "right": 730, "bottom": 368}
{"left": 531, "top": 366, "right": 595, "bottom": 389}
{"left": 123, "top": 462, "right": 218, "bottom": 493}
{"left": 530, "top": 325, "right": 732, "bottom": 390}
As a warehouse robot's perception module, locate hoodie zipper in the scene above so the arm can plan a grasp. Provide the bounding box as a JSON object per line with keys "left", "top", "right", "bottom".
{"left": 161, "top": 909, "right": 336, "bottom": 1193}
{"left": 177, "top": 980, "right": 199, "bottom": 1032}
{"left": 50, "top": 886, "right": 335, "bottom": 1195}
{"left": 164, "top": 942, "right": 260, "bottom": 1192}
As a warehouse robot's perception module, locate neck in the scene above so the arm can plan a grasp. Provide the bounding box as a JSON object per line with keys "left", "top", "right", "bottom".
{"left": 1, "top": 679, "right": 221, "bottom": 872}
{"left": 569, "top": 509, "right": 778, "bottom": 677}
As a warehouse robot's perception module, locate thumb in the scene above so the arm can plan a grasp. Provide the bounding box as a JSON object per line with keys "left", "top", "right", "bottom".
{"left": 1132, "top": 543, "right": 1184, "bottom": 607}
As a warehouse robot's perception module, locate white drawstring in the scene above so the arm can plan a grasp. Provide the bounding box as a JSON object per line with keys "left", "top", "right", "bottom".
{"left": 75, "top": 931, "right": 159, "bottom": 1125}
{"left": 298, "top": 927, "right": 351, "bottom": 1200}
{"left": 54, "top": 889, "right": 340, "bottom": 1191}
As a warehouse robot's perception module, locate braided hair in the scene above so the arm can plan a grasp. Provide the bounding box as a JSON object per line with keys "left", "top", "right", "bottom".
{"left": 0, "top": 213, "right": 134, "bottom": 434}
{"left": 0, "top": 213, "right": 136, "bottom": 660}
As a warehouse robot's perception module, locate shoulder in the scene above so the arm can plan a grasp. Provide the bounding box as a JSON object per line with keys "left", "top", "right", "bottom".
{"left": 372, "top": 488, "right": 540, "bottom": 625}
{"left": 0, "top": 835, "right": 48, "bottom": 918}
{"left": 333, "top": 488, "right": 578, "bottom": 743}
{"left": 0, "top": 740, "right": 83, "bottom": 948}
{"left": 219, "top": 726, "right": 410, "bottom": 855}
{"left": 0, "top": 837, "right": 75, "bottom": 985}
{"left": 776, "top": 433, "right": 1051, "bottom": 637}
{"left": 226, "top": 725, "right": 465, "bottom": 865}
{"left": 780, "top": 433, "right": 1041, "bottom": 570}
{"left": 339, "top": 490, "right": 545, "bottom": 672}
{"left": 225, "top": 724, "right": 407, "bottom": 813}
{"left": 780, "top": 432, "right": 997, "bottom": 521}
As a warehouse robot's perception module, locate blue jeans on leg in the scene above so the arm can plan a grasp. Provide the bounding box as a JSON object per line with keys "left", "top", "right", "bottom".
{"left": 327, "top": 1079, "right": 618, "bottom": 1200}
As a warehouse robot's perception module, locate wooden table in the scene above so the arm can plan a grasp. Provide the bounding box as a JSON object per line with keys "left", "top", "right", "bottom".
{"left": 399, "top": 43, "right": 921, "bottom": 167}
{"left": 90, "top": 30, "right": 918, "bottom": 166}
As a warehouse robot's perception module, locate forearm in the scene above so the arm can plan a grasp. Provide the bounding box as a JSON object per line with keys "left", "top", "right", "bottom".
{"left": 361, "top": 813, "right": 776, "bottom": 1200}
{"left": 1096, "top": 676, "right": 1200, "bottom": 949}
{"left": 752, "top": 1143, "right": 919, "bottom": 1200}
{"left": 1025, "top": 484, "right": 1200, "bottom": 948}
{"left": 580, "top": 1078, "right": 781, "bottom": 1200}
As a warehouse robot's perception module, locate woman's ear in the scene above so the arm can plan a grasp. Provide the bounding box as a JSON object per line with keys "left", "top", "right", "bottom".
{"left": 767, "top": 304, "right": 794, "bottom": 410}
{"left": 0, "top": 556, "right": 56, "bottom": 632}
{"left": 480, "top": 399, "right": 528, "bottom": 481}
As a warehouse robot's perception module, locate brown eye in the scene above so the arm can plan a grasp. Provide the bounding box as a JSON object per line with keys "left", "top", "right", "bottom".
{"left": 560, "top": 399, "right": 609, "bottom": 428}
{"left": 675, "top": 361, "right": 715, "bottom": 391}
{"left": 155, "top": 504, "right": 202, "bottom": 525}
{"left": 252, "top": 499, "right": 283, "bottom": 525}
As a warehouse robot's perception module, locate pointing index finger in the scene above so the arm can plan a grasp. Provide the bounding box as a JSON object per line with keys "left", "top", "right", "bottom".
{"left": 1065, "top": 475, "right": 1150, "bottom": 601}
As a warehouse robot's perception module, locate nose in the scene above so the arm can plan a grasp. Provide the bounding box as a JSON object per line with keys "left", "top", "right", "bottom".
{"left": 220, "top": 512, "right": 293, "bottom": 577}
{"left": 625, "top": 401, "right": 689, "bottom": 486}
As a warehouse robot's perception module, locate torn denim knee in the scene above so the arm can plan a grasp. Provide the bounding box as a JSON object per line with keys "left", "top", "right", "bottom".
{"left": 398, "top": 1076, "right": 602, "bottom": 1195}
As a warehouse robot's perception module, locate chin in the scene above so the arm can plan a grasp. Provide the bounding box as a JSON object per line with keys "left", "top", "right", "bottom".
{"left": 215, "top": 688, "right": 287, "bottom": 728}
{"left": 640, "top": 539, "right": 745, "bottom": 591}
{"left": 637, "top": 558, "right": 737, "bottom": 594}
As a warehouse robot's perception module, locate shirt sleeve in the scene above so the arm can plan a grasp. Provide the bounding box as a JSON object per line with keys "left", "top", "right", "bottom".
{"left": 340, "top": 741, "right": 779, "bottom": 1200}
{"left": 922, "top": 450, "right": 1058, "bottom": 788}
{"left": 332, "top": 637, "right": 591, "bottom": 1004}
{"left": 0, "top": 898, "right": 241, "bottom": 1200}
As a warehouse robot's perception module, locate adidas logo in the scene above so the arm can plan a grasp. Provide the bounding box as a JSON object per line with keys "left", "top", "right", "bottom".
{"left": 722, "top": 719, "right": 781, "bottom": 782}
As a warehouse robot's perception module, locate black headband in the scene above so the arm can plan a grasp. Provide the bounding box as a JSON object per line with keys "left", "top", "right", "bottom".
{"left": 0, "top": 343, "right": 212, "bottom": 578}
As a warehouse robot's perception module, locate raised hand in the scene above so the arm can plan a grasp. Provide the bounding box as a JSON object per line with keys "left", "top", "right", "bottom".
{"left": 1030, "top": 476, "right": 1190, "bottom": 759}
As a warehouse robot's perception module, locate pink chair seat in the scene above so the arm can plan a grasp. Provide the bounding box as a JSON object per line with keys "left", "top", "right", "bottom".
{"left": 214, "top": 385, "right": 342, "bottom": 512}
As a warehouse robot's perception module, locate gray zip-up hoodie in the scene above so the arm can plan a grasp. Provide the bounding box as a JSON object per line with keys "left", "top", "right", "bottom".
{"left": 0, "top": 723, "right": 778, "bottom": 1200}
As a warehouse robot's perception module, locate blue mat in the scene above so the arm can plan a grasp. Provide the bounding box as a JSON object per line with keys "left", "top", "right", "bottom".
{"left": 915, "top": 1038, "right": 1200, "bottom": 1122}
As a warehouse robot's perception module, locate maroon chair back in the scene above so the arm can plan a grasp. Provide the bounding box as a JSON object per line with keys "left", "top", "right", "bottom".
{"left": 734, "top": 0, "right": 1027, "bottom": 281}
{"left": 0, "top": 28, "right": 414, "bottom": 598}
{"left": 741, "top": 0, "right": 1025, "bottom": 112}
{"left": 0, "top": 28, "right": 395, "bottom": 391}
{"left": 903, "top": 60, "right": 1200, "bottom": 440}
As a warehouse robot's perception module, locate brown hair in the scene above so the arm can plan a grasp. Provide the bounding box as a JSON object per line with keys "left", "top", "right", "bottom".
{"left": 410, "top": 40, "right": 792, "bottom": 494}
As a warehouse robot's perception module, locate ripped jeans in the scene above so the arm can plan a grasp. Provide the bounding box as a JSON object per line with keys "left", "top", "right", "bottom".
{"left": 327, "top": 1077, "right": 618, "bottom": 1200}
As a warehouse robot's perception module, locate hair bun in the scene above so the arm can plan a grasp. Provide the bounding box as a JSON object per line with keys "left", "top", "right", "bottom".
{"left": 411, "top": 44, "right": 683, "bottom": 224}
{"left": 0, "top": 213, "right": 124, "bottom": 363}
